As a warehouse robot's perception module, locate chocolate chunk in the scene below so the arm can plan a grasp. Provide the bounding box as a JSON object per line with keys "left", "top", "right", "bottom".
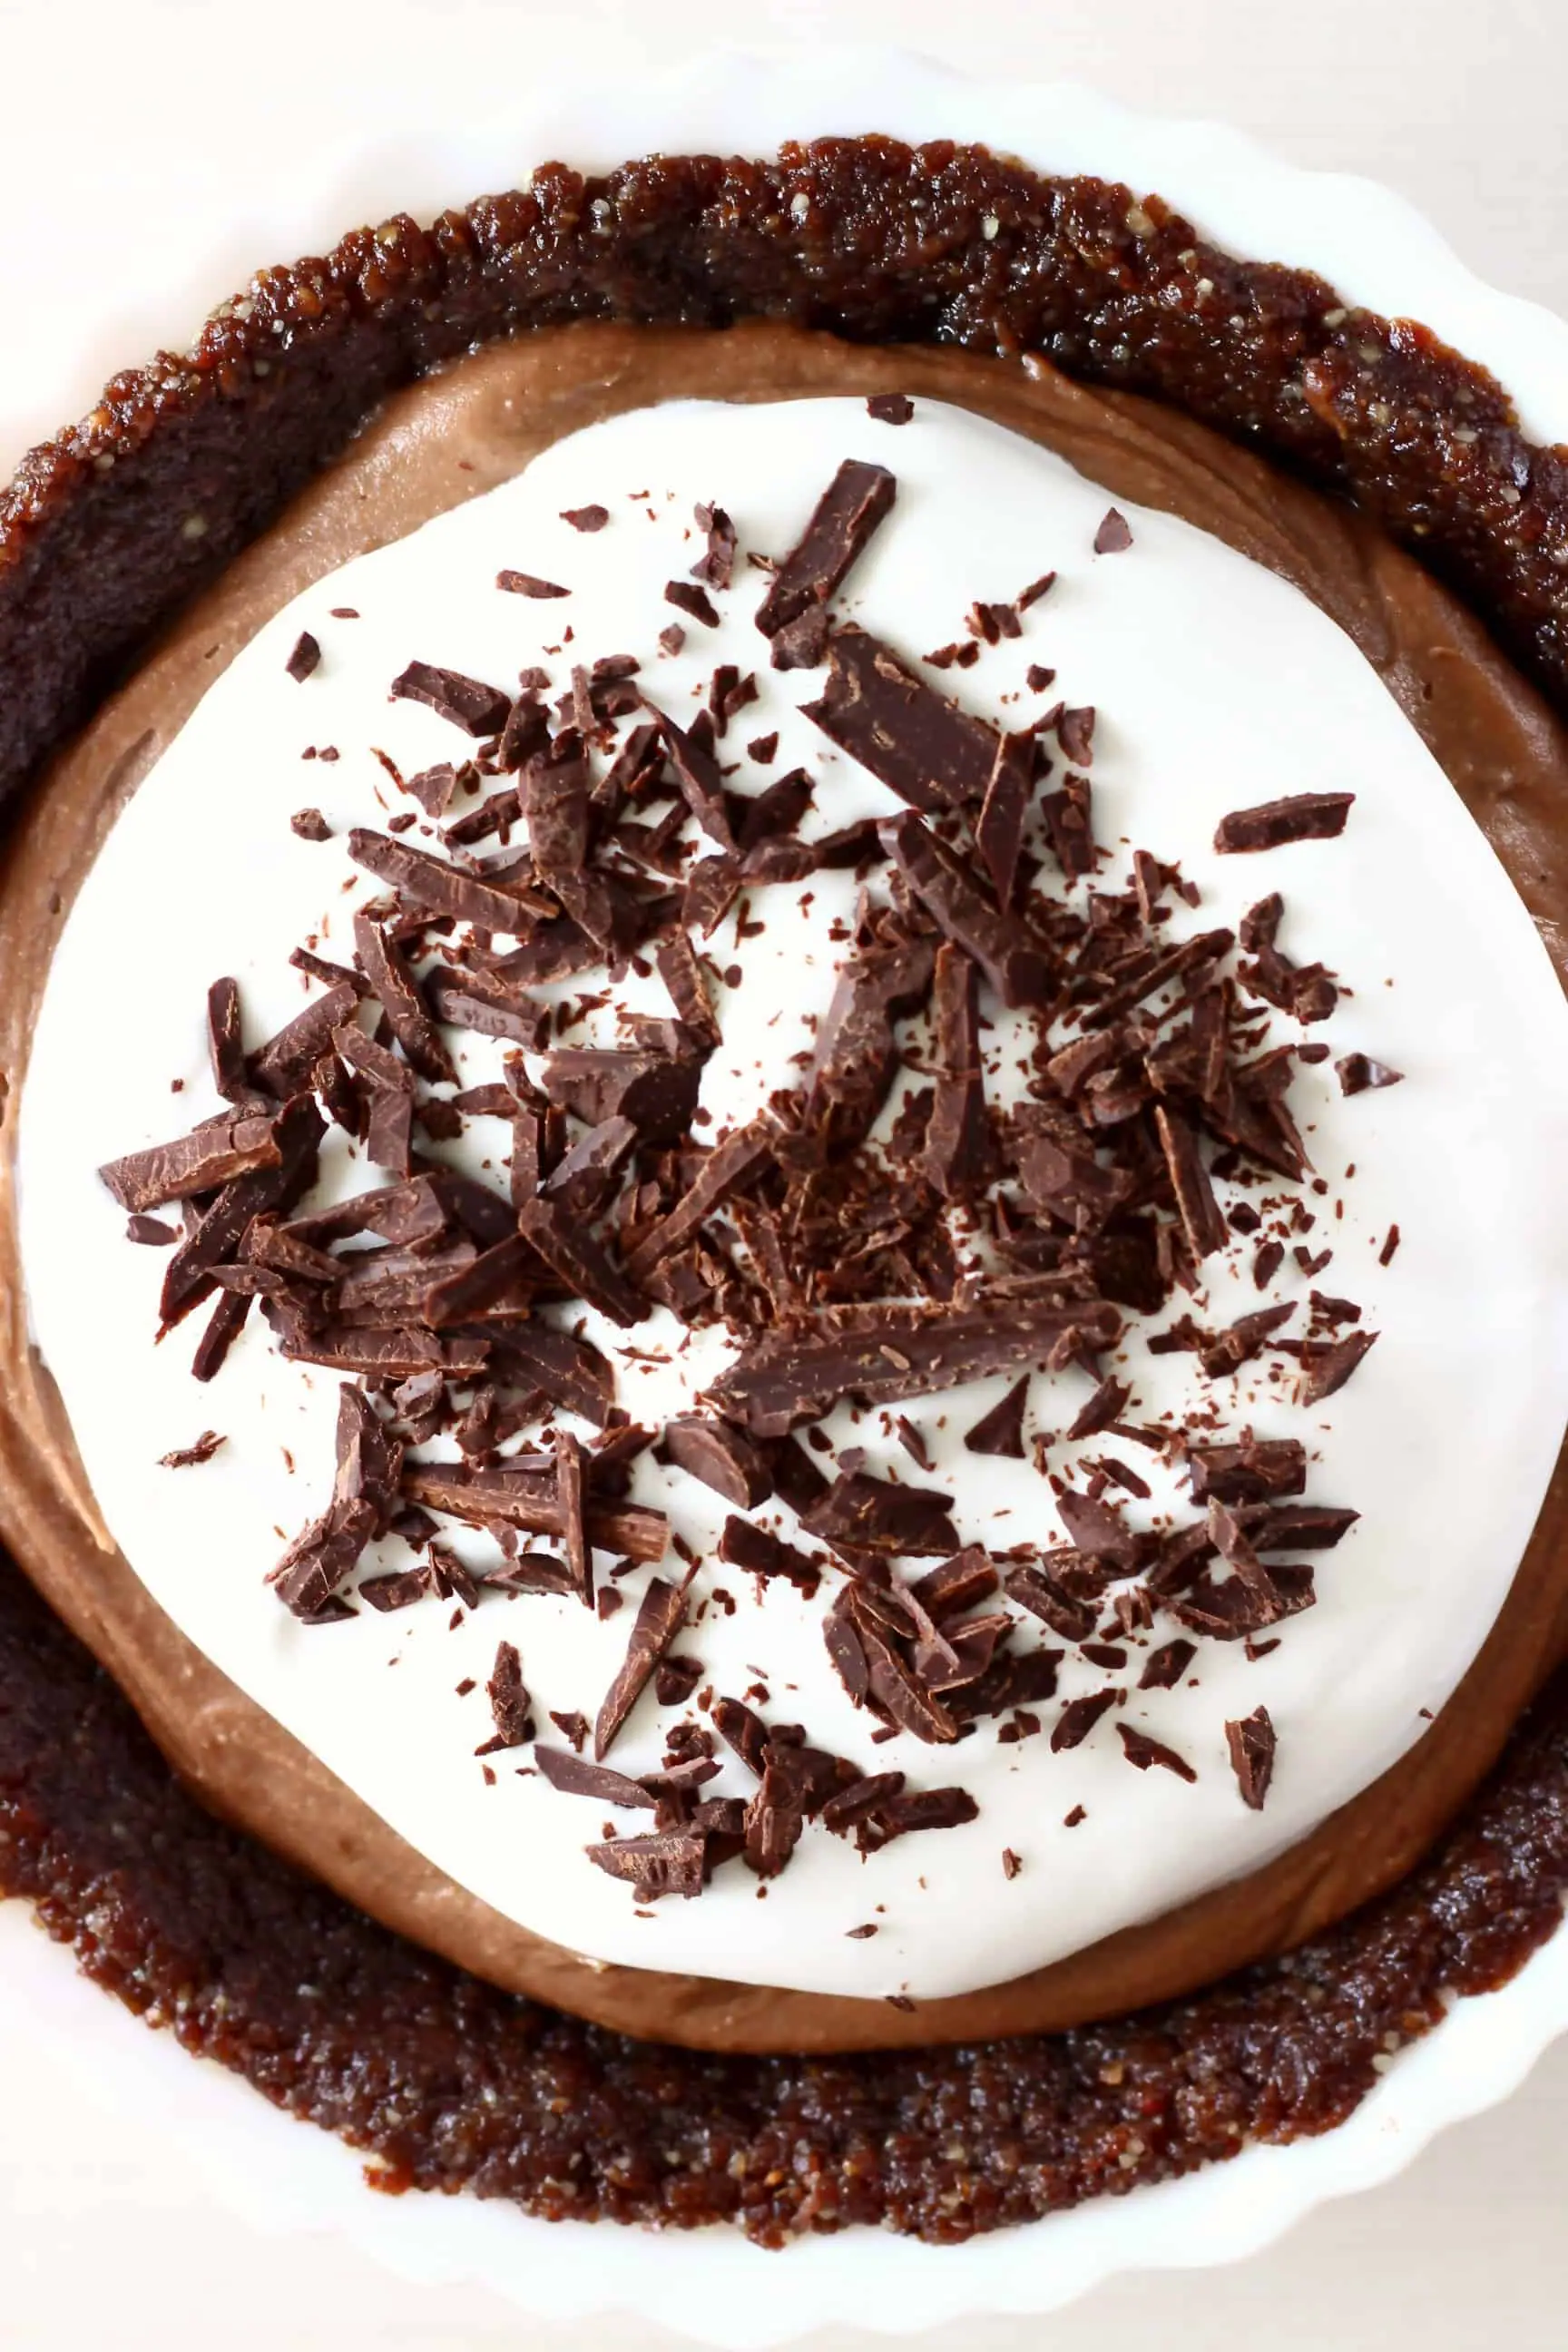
{"left": 644, "top": 703, "right": 735, "bottom": 849}
{"left": 868, "top": 1787, "right": 979, "bottom": 1841}
{"left": 802, "top": 1471, "right": 960, "bottom": 1558}
{"left": 513, "top": 1196, "right": 642, "bottom": 1328}
{"left": 744, "top": 1744, "right": 811, "bottom": 1878}
{"left": 1336, "top": 1053, "right": 1405, "bottom": 1095}
{"left": 535, "top": 1745, "right": 654, "bottom": 1808}
{"left": 1006, "top": 1561, "right": 1100, "bottom": 1645}
{"left": 964, "top": 1376, "right": 1029, "bottom": 1459}
{"left": 1065, "top": 1376, "right": 1131, "bottom": 1441}
{"left": 867, "top": 394, "right": 914, "bottom": 425}
{"left": 425, "top": 971, "right": 549, "bottom": 1050}
{"left": 803, "top": 627, "right": 1006, "bottom": 814}
{"left": 290, "top": 808, "right": 331, "bottom": 840}
{"left": 352, "top": 915, "right": 456, "bottom": 1085}
{"left": 158, "top": 1430, "right": 226, "bottom": 1469}
{"left": 1055, "top": 1489, "right": 1139, "bottom": 1572}
{"left": 664, "top": 579, "right": 720, "bottom": 630}
{"left": 286, "top": 631, "right": 321, "bottom": 683}
{"left": 594, "top": 1572, "right": 694, "bottom": 1759}
{"left": 496, "top": 571, "right": 569, "bottom": 599}
{"left": 206, "top": 977, "right": 248, "bottom": 1102}
{"left": 561, "top": 505, "right": 609, "bottom": 533}
{"left": 358, "top": 1566, "right": 434, "bottom": 1612}
{"left": 1093, "top": 508, "right": 1133, "bottom": 554}
{"left": 1139, "top": 1638, "right": 1197, "bottom": 1691}
{"left": 1188, "top": 1439, "right": 1307, "bottom": 1505}
{"left": 1056, "top": 706, "right": 1096, "bottom": 766}
{"left": 664, "top": 1416, "right": 772, "bottom": 1510}
{"left": 99, "top": 1108, "right": 281, "bottom": 1213}
{"left": 421, "top": 1232, "right": 537, "bottom": 1328}
{"left": 691, "top": 501, "right": 738, "bottom": 591}
{"left": 1226, "top": 1705, "right": 1278, "bottom": 1808}
{"left": 347, "top": 830, "right": 549, "bottom": 932}
{"left": 1198, "top": 1300, "right": 1298, "bottom": 1379}
{"left": 910, "top": 1547, "right": 1000, "bottom": 1620}
{"left": 540, "top": 1114, "right": 636, "bottom": 1220}
{"left": 586, "top": 1831, "right": 705, "bottom": 1899}
{"left": 975, "top": 730, "right": 1034, "bottom": 904}
{"left": 1297, "top": 1328, "right": 1379, "bottom": 1404}
{"left": 390, "top": 661, "right": 510, "bottom": 737}
{"left": 808, "top": 934, "right": 936, "bottom": 1143}
{"left": 127, "top": 1213, "right": 178, "bottom": 1245}
{"left": 400, "top": 1464, "right": 663, "bottom": 1561}
{"left": 482, "top": 1642, "right": 534, "bottom": 1749}
{"left": 1118, "top": 1723, "right": 1197, "bottom": 1781}
{"left": 755, "top": 461, "right": 896, "bottom": 650}
{"left": 922, "top": 944, "right": 989, "bottom": 1197}
{"left": 654, "top": 932, "right": 721, "bottom": 1050}
{"left": 1052, "top": 1690, "right": 1118, "bottom": 1750}
{"left": 1154, "top": 1104, "right": 1229, "bottom": 1259}
{"left": 1214, "top": 793, "right": 1356, "bottom": 853}
{"left": 624, "top": 1117, "right": 775, "bottom": 1279}
{"left": 716, "top": 1517, "right": 823, "bottom": 1592}
{"left": 709, "top": 1293, "right": 1119, "bottom": 1436}
{"left": 882, "top": 812, "right": 1053, "bottom": 1007}
{"left": 537, "top": 1047, "right": 701, "bottom": 1146}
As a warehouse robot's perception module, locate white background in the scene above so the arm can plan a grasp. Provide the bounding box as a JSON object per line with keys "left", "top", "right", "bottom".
{"left": 3, "top": 0, "right": 1568, "bottom": 2346}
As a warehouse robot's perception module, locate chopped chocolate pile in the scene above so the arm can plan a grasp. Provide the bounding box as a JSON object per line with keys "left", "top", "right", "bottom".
{"left": 94, "top": 442, "right": 1385, "bottom": 1909}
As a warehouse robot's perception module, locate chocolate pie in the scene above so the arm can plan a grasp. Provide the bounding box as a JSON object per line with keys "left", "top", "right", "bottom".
{"left": 2, "top": 138, "right": 1568, "bottom": 2243}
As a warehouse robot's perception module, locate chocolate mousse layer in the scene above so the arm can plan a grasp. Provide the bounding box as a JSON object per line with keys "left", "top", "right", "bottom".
{"left": 2, "top": 322, "right": 1566, "bottom": 2052}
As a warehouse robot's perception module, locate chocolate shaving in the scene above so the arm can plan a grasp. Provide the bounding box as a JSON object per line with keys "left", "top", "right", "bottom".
{"left": 882, "top": 813, "right": 1053, "bottom": 1007}
{"left": 1118, "top": 1723, "right": 1197, "bottom": 1781}
{"left": 158, "top": 1430, "right": 226, "bottom": 1469}
{"left": 664, "top": 1416, "right": 772, "bottom": 1509}
{"left": 1297, "top": 1328, "right": 1379, "bottom": 1404}
{"left": 623, "top": 1117, "right": 775, "bottom": 1279}
{"left": 352, "top": 915, "right": 456, "bottom": 1084}
{"left": 1214, "top": 793, "right": 1356, "bottom": 853}
{"left": 514, "top": 1196, "right": 642, "bottom": 1328}
{"left": 922, "top": 944, "right": 989, "bottom": 1197}
{"left": 1153, "top": 1104, "right": 1229, "bottom": 1259}
{"left": 717, "top": 1517, "right": 823, "bottom": 1593}
{"left": 1053, "top": 1689, "right": 1118, "bottom": 1749}
{"left": 594, "top": 1572, "right": 693, "bottom": 1759}
{"left": 496, "top": 571, "right": 568, "bottom": 599}
{"left": 1226, "top": 1705, "right": 1278, "bottom": 1808}
{"left": 1336, "top": 1053, "right": 1405, "bottom": 1095}
{"left": 964, "top": 1376, "right": 1029, "bottom": 1458}
{"left": 975, "top": 731, "right": 1034, "bottom": 903}
{"left": 1006, "top": 1561, "right": 1101, "bottom": 1645}
{"left": 390, "top": 660, "right": 510, "bottom": 737}
{"left": 535, "top": 1745, "right": 654, "bottom": 1808}
{"left": 586, "top": 1831, "right": 705, "bottom": 1900}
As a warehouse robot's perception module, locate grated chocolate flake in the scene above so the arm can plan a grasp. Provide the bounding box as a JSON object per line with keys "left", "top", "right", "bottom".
{"left": 158, "top": 1430, "right": 226, "bottom": 1470}
{"left": 496, "top": 570, "right": 569, "bottom": 598}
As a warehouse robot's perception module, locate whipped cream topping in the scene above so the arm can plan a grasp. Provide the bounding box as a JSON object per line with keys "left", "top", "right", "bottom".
{"left": 18, "top": 396, "right": 1568, "bottom": 2002}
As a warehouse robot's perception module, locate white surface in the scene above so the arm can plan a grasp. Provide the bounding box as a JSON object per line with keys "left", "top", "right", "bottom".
{"left": 27, "top": 387, "right": 1568, "bottom": 2001}
{"left": 5, "top": 3, "right": 1568, "bottom": 2347}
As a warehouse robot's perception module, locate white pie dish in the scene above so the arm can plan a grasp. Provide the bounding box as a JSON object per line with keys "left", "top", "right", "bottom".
{"left": 3, "top": 38, "right": 1568, "bottom": 2347}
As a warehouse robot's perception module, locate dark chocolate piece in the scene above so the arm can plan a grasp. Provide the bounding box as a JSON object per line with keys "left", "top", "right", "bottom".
{"left": 1118, "top": 1723, "right": 1197, "bottom": 1782}
{"left": 1154, "top": 1104, "right": 1228, "bottom": 1259}
{"left": 867, "top": 393, "right": 914, "bottom": 424}
{"left": 1214, "top": 793, "right": 1356, "bottom": 853}
{"left": 1093, "top": 509, "right": 1133, "bottom": 554}
{"left": 353, "top": 914, "right": 456, "bottom": 1085}
{"left": 975, "top": 730, "right": 1034, "bottom": 904}
{"left": 623, "top": 1118, "right": 775, "bottom": 1278}
{"left": 594, "top": 1573, "right": 693, "bottom": 1759}
{"left": 1188, "top": 1439, "right": 1307, "bottom": 1505}
{"left": 716, "top": 1517, "right": 823, "bottom": 1592}
{"left": 802, "top": 627, "right": 1006, "bottom": 814}
{"left": 1226, "top": 1706, "right": 1278, "bottom": 1808}
{"left": 399, "top": 1463, "right": 666, "bottom": 1563}
{"left": 586, "top": 1831, "right": 705, "bottom": 1899}
{"left": 709, "top": 1294, "right": 1120, "bottom": 1436}
{"left": 347, "top": 829, "right": 550, "bottom": 932}
{"left": 755, "top": 460, "right": 896, "bottom": 648}
{"left": 390, "top": 660, "right": 510, "bottom": 737}
{"left": 922, "top": 944, "right": 989, "bottom": 1197}
{"left": 1139, "top": 1638, "right": 1197, "bottom": 1691}
{"left": 290, "top": 808, "right": 331, "bottom": 840}
{"left": 99, "top": 1109, "right": 281, "bottom": 1213}
{"left": 561, "top": 505, "right": 609, "bottom": 533}
{"left": 535, "top": 1745, "right": 654, "bottom": 1808}
{"left": 1052, "top": 1689, "right": 1118, "bottom": 1750}
{"left": 484, "top": 1642, "right": 534, "bottom": 1749}
{"left": 496, "top": 571, "right": 568, "bottom": 599}
{"left": 206, "top": 977, "right": 248, "bottom": 1102}
{"left": 1297, "top": 1328, "right": 1379, "bottom": 1404}
{"left": 802, "top": 1472, "right": 960, "bottom": 1559}
{"left": 1055, "top": 1489, "right": 1139, "bottom": 1572}
{"left": 537, "top": 1047, "right": 701, "bottom": 1145}
{"left": 286, "top": 630, "right": 321, "bottom": 682}
{"left": 882, "top": 812, "right": 1053, "bottom": 1007}
{"left": 664, "top": 1416, "right": 772, "bottom": 1510}
{"left": 963, "top": 1376, "right": 1029, "bottom": 1459}
{"left": 1336, "top": 1053, "right": 1405, "bottom": 1096}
